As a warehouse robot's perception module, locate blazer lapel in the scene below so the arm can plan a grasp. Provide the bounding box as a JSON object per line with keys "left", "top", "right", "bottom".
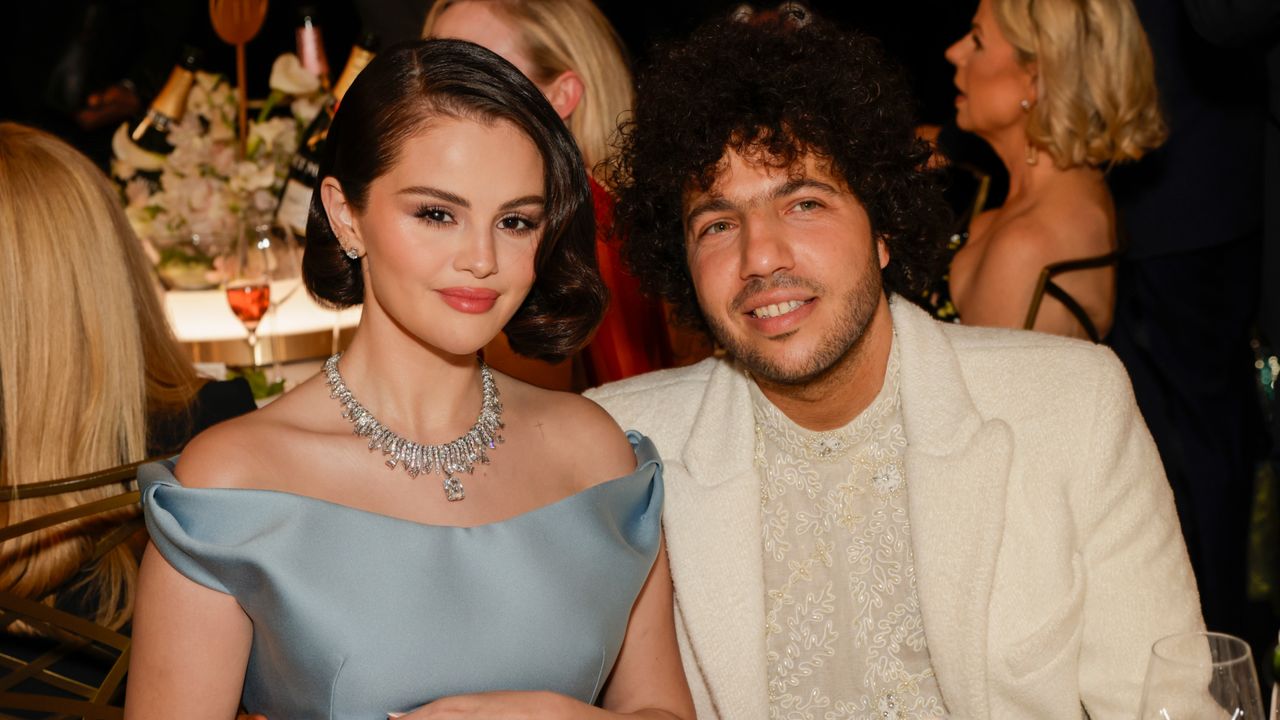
{"left": 662, "top": 359, "right": 770, "bottom": 720}
{"left": 892, "top": 299, "right": 1013, "bottom": 719}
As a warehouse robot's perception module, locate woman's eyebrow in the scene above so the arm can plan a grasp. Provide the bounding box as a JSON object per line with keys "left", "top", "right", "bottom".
{"left": 397, "top": 186, "right": 469, "bottom": 207}
{"left": 500, "top": 195, "right": 545, "bottom": 211}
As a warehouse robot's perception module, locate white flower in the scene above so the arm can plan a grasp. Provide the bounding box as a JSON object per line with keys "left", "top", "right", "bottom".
{"left": 110, "top": 123, "right": 164, "bottom": 175}
{"left": 209, "top": 142, "right": 238, "bottom": 177}
{"left": 269, "top": 53, "right": 321, "bottom": 96}
{"left": 230, "top": 160, "right": 276, "bottom": 193}
{"left": 249, "top": 117, "right": 297, "bottom": 154}
{"left": 109, "top": 66, "right": 304, "bottom": 249}
{"left": 195, "top": 71, "right": 223, "bottom": 96}
{"left": 252, "top": 189, "right": 276, "bottom": 212}
{"left": 290, "top": 96, "right": 324, "bottom": 125}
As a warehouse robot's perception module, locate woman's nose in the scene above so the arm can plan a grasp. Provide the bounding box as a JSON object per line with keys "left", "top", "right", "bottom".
{"left": 456, "top": 230, "right": 497, "bottom": 278}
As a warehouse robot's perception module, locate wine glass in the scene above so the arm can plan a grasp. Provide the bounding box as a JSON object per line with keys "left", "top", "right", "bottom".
{"left": 248, "top": 222, "right": 303, "bottom": 380}
{"left": 223, "top": 229, "right": 272, "bottom": 365}
{"left": 1138, "top": 631, "right": 1265, "bottom": 719}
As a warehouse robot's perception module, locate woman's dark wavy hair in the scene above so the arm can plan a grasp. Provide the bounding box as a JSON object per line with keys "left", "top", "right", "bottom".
{"left": 303, "top": 39, "right": 605, "bottom": 361}
{"left": 605, "top": 10, "right": 952, "bottom": 333}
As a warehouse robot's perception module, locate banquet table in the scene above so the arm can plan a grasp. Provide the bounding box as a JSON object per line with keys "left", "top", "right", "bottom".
{"left": 165, "top": 279, "right": 361, "bottom": 366}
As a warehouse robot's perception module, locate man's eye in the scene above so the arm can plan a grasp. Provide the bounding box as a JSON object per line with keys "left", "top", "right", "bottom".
{"left": 793, "top": 200, "right": 821, "bottom": 212}
{"left": 702, "top": 221, "right": 732, "bottom": 237}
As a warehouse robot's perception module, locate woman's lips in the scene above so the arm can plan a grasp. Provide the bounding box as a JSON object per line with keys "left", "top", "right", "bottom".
{"left": 437, "top": 287, "right": 499, "bottom": 313}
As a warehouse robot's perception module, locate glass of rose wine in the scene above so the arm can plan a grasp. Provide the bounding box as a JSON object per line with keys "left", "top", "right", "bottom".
{"left": 223, "top": 229, "right": 272, "bottom": 365}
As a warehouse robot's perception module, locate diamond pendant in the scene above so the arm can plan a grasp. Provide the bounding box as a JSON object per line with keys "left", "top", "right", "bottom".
{"left": 443, "top": 476, "right": 465, "bottom": 502}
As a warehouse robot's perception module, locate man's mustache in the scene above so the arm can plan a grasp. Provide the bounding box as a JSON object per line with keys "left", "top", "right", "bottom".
{"left": 730, "top": 273, "right": 824, "bottom": 313}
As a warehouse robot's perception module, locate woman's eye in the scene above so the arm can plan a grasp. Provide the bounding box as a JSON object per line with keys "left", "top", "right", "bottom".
{"left": 972, "top": 33, "right": 983, "bottom": 50}
{"left": 415, "top": 206, "right": 454, "bottom": 224}
{"left": 498, "top": 215, "right": 539, "bottom": 233}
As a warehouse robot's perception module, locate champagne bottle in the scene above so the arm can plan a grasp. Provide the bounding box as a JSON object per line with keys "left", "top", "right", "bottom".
{"left": 295, "top": 6, "right": 330, "bottom": 91}
{"left": 130, "top": 46, "right": 202, "bottom": 154}
{"left": 275, "top": 32, "right": 377, "bottom": 239}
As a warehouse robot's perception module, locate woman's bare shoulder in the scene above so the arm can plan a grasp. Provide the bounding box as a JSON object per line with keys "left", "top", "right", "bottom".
{"left": 499, "top": 376, "right": 636, "bottom": 488}
{"left": 174, "top": 375, "right": 339, "bottom": 490}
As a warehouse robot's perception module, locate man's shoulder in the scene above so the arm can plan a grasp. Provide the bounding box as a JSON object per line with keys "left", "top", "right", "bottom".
{"left": 586, "top": 357, "right": 724, "bottom": 404}
{"left": 923, "top": 319, "right": 1135, "bottom": 418}
{"left": 892, "top": 294, "right": 1124, "bottom": 384}
{"left": 939, "top": 320, "right": 1125, "bottom": 378}
{"left": 585, "top": 357, "right": 729, "bottom": 437}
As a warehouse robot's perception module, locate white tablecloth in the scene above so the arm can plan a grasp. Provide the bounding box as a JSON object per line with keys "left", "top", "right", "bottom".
{"left": 164, "top": 279, "right": 361, "bottom": 342}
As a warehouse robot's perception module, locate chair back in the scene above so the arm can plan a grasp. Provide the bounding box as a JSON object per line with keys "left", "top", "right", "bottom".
{"left": 0, "top": 460, "right": 149, "bottom": 719}
{"left": 1022, "top": 250, "right": 1121, "bottom": 343}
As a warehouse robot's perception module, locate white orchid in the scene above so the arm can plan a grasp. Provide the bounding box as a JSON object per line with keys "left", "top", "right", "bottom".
{"left": 110, "top": 123, "right": 165, "bottom": 177}
{"left": 269, "top": 53, "right": 321, "bottom": 96}
{"left": 249, "top": 117, "right": 298, "bottom": 154}
{"left": 290, "top": 95, "right": 323, "bottom": 125}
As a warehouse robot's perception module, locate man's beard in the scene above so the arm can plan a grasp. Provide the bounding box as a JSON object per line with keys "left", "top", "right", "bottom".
{"left": 702, "top": 259, "right": 883, "bottom": 387}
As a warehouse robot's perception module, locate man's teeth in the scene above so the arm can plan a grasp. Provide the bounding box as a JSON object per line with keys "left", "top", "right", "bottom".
{"left": 751, "top": 300, "right": 805, "bottom": 318}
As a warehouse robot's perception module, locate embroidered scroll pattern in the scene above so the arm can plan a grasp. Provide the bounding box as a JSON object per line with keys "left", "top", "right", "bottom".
{"left": 752, "top": 348, "right": 946, "bottom": 720}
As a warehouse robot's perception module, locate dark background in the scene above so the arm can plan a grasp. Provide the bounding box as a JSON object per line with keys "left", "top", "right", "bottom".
{"left": 2, "top": 0, "right": 975, "bottom": 168}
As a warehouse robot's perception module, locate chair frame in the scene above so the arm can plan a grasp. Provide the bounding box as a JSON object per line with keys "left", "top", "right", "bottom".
{"left": 1022, "top": 250, "right": 1121, "bottom": 343}
{"left": 0, "top": 461, "right": 151, "bottom": 719}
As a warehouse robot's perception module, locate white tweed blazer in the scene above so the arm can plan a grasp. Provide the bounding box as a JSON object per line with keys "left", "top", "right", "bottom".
{"left": 586, "top": 298, "right": 1203, "bottom": 720}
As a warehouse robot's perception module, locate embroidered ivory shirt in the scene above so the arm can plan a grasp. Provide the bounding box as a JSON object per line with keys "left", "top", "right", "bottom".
{"left": 751, "top": 345, "right": 947, "bottom": 719}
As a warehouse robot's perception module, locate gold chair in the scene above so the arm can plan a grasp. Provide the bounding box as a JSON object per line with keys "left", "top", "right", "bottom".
{"left": 1022, "top": 250, "right": 1121, "bottom": 343}
{"left": 0, "top": 460, "right": 149, "bottom": 720}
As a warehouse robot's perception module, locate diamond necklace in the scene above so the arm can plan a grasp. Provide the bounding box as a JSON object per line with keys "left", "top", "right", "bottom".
{"left": 322, "top": 352, "right": 504, "bottom": 501}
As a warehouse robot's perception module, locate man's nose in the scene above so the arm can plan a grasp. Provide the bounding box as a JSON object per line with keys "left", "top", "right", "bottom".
{"left": 738, "top": 215, "right": 795, "bottom": 279}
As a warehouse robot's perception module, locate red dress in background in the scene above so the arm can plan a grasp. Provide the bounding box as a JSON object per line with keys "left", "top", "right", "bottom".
{"left": 585, "top": 177, "right": 673, "bottom": 384}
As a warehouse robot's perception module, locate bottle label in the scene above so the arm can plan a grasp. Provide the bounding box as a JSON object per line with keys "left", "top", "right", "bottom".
{"left": 333, "top": 47, "right": 376, "bottom": 105}
{"left": 276, "top": 179, "right": 314, "bottom": 238}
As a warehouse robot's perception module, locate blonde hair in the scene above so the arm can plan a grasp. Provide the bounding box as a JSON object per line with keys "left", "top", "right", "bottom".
{"left": 423, "top": 0, "right": 633, "bottom": 185}
{"left": 0, "top": 122, "right": 201, "bottom": 630}
{"left": 992, "top": 0, "right": 1165, "bottom": 167}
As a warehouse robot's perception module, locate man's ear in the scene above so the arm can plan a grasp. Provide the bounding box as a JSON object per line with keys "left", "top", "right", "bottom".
{"left": 542, "top": 70, "right": 584, "bottom": 121}
{"left": 320, "top": 177, "right": 364, "bottom": 256}
{"left": 877, "top": 236, "right": 890, "bottom": 269}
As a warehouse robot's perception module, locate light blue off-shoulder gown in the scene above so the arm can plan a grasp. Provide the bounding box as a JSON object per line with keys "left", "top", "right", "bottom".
{"left": 139, "top": 431, "right": 663, "bottom": 719}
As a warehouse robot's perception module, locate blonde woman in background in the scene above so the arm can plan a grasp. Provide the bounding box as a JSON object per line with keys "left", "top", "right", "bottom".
{"left": 0, "top": 122, "right": 254, "bottom": 631}
{"left": 932, "top": 0, "right": 1165, "bottom": 339}
{"left": 424, "top": 0, "right": 683, "bottom": 386}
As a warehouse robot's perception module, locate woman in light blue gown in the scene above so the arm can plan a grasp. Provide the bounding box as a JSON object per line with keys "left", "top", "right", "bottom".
{"left": 125, "top": 39, "right": 694, "bottom": 720}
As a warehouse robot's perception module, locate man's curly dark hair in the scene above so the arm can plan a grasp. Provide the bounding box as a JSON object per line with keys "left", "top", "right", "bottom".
{"left": 605, "top": 10, "right": 953, "bottom": 333}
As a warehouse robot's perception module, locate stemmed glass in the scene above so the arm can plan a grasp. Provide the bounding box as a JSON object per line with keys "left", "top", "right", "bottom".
{"left": 248, "top": 222, "right": 303, "bottom": 381}
{"left": 222, "top": 227, "right": 272, "bottom": 366}
{"left": 1138, "top": 631, "right": 1265, "bottom": 719}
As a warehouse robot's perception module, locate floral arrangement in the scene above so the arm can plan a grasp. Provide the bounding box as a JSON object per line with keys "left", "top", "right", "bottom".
{"left": 111, "top": 55, "right": 322, "bottom": 287}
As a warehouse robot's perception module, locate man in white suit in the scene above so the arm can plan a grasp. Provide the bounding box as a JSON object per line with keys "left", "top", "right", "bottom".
{"left": 587, "top": 7, "right": 1203, "bottom": 719}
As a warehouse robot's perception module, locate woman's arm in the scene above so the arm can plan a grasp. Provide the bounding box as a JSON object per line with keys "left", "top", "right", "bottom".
{"left": 124, "top": 543, "right": 252, "bottom": 719}
{"left": 400, "top": 536, "right": 695, "bottom": 720}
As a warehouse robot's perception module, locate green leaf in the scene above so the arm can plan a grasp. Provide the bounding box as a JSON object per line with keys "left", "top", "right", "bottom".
{"left": 227, "top": 367, "right": 286, "bottom": 400}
